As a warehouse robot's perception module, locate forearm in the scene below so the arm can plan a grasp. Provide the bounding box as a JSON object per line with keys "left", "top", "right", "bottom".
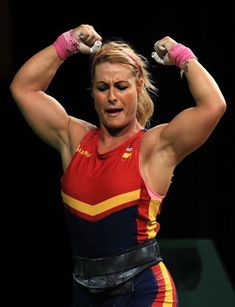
{"left": 184, "top": 59, "right": 226, "bottom": 115}
{"left": 152, "top": 38, "right": 226, "bottom": 117}
{"left": 11, "top": 24, "right": 102, "bottom": 99}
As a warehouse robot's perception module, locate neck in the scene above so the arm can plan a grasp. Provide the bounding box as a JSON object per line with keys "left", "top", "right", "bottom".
{"left": 98, "top": 121, "right": 143, "bottom": 152}
{"left": 100, "top": 120, "right": 142, "bottom": 138}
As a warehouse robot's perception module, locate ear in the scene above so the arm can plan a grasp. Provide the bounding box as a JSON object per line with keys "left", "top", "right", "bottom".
{"left": 136, "top": 78, "right": 144, "bottom": 95}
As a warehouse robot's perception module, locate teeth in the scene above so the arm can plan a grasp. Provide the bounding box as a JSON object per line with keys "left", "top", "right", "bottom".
{"left": 106, "top": 109, "right": 121, "bottom": 113}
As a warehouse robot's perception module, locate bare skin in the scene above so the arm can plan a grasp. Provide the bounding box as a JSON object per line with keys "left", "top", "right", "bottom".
{"left": 10, "top": 25, "right": 226, "bottom": 197}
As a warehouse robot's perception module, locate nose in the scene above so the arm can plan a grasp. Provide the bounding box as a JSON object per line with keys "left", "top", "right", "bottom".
{"left": 107, "top": 88, "right": 117, "bottom": 104}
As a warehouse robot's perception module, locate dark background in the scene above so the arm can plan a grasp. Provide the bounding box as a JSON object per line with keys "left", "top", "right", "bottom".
{"left": 1, "top": 1, "right": 234, "bottom": 306}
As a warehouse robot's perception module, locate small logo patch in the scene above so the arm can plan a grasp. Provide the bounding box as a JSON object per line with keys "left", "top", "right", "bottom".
{"left": 122, "top": 145, "right": 133, "bottom": 159}
{"left": 76, "top": 144, "right": 92, "bottom": 158}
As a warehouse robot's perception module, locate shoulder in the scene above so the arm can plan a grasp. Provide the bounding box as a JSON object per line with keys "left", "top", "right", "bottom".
{"left": 60, "top": 116, "right": 97, "bottom": 169}
{"left": 141, "top": 123, "right": 168, "bottom": 149}
{"left": 68, "top": 116, "right": 97, "bottom": 152}
{"left": 140, "top": 123, "right": 173, "bottom": 164}
{"left": 68, "top": 116, "right": 97, "bottom": 132}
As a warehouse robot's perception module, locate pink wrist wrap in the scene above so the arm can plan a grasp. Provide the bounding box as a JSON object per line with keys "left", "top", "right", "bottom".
{"left": 53, "top": 30, "right": 80, "bottom": 60}
{"left": 168, "top": 43, "right": 197, "bottom": 68}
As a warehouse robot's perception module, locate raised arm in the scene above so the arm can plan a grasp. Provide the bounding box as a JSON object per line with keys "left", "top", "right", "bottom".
{"left": 153, "top": 36, "right": 226, "bottom": 164}
{"left": 10, "top": 24, "right": 102, "bottom": 152}
{"left": 139, "top": 37, "right": 226, "bottom": 196}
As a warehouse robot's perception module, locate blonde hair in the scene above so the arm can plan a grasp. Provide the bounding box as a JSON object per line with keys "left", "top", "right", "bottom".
{"left": 91, "top": 41, "right": 157, "bottom": 127}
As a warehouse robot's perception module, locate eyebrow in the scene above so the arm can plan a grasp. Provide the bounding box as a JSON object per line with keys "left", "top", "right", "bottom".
{"left": 95, "top": 80, "right": 129, "bottom": 85}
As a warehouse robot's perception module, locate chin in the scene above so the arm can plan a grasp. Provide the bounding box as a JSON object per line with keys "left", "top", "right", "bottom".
{"left": 105, "top": 123, "right": 123, "bottom": 130}
{"left": 104, "top": 121, "right": 130, "bottom": 131}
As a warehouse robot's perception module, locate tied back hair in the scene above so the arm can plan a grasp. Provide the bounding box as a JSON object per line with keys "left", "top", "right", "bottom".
{"left": 91, "top": 40, "right": 157, "bottom": 128}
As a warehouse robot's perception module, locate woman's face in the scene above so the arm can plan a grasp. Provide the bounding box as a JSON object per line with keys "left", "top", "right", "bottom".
{"left": 93, "top": 62, "right": 141, "bottom": 130}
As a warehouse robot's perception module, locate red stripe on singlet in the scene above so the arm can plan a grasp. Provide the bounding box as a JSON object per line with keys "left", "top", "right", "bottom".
{"left": 151, "top": 262, "right": 178, "bottom": 306}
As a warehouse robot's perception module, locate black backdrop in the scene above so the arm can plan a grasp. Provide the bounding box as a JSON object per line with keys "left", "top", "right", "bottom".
{"left": 2, "top": 2, "right": 234, "bottom": 305}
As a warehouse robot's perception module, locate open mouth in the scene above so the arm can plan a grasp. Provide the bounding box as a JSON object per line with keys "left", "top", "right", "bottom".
{"left": 105, "top": 108, "right": 123, "bottom": 117}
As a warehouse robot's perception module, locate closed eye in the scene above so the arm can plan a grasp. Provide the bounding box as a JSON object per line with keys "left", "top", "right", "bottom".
{"left": 95, "top": 82, "right": 129, "bottom": 92}
{"left": 116, "top": 84, "right": 128, "bottom": 91}
{"left": 97, "top": 84, "right": 109, "bottom": 91}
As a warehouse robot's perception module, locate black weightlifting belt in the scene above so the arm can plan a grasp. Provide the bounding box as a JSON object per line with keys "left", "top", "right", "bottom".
{"left": 73, "top": 239, "right": 162, "bottom": 289}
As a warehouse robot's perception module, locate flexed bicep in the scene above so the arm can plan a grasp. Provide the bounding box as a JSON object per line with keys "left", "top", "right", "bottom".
{"left": 152, "top": 36, "right": 226, "bottom": 164}
{"left": 12, "top": 85, "right": 70, "bottom": 151}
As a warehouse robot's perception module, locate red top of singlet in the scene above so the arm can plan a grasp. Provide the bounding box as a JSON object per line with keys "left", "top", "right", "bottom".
{"left": 61, "top": 128, "right": 163, "bottom": 258}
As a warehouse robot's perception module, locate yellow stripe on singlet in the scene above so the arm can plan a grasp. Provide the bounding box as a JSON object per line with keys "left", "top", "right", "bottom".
{"left": 61, "top": 189, "right": 140, "bottom": 216}
{"left": 159, "top": 262, "right": 174, "bottom": 306}
{"left": 147, "top": 199, "right": 161, "bottom": 239}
